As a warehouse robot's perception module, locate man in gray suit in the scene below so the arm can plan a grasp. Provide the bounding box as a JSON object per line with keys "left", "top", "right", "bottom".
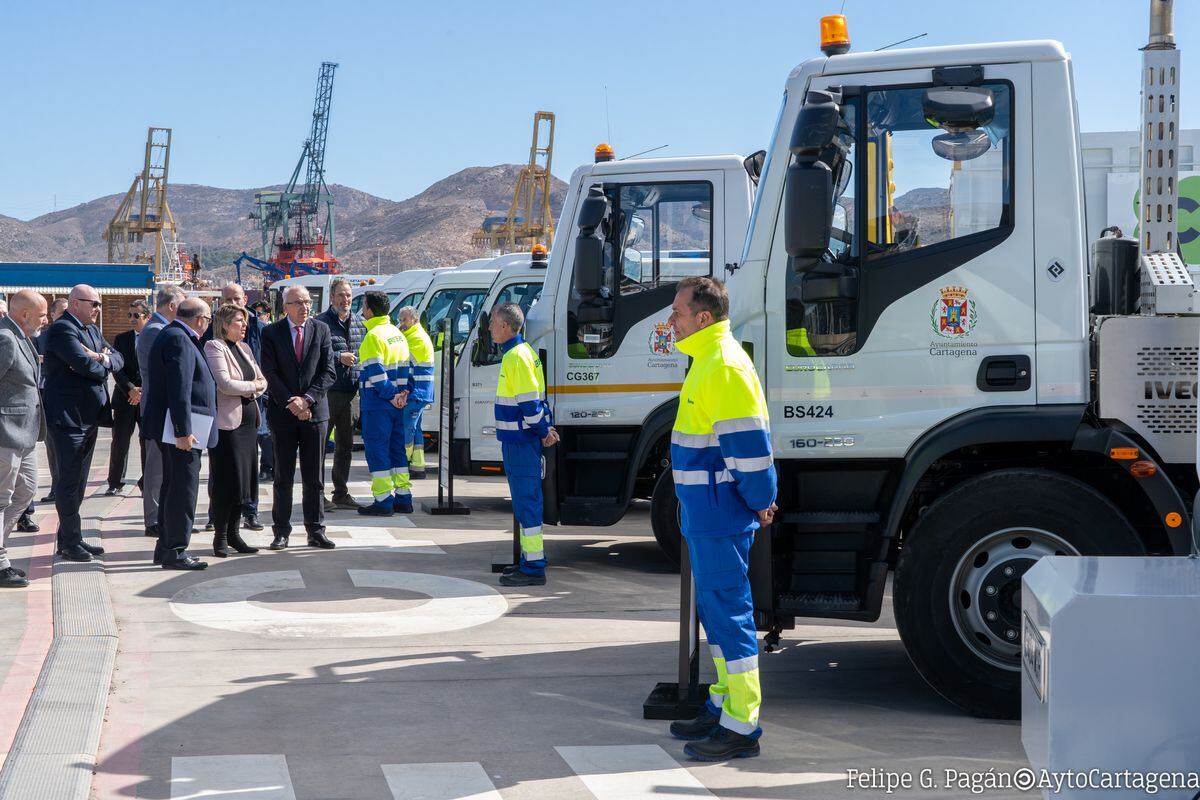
{"left": 0, "top": 291, "right": 48, "bottom": 588}
{"left": 137, "top": 285, "right": 185, "bottom": 539}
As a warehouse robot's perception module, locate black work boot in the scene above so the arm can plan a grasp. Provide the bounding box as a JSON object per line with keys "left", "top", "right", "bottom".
{"left": 498, "top": 570, "right": 546, "bottom": 587}
{"left": 669, "top": 706, "right": 721, "bottom": 741}
{"left": 212, "top": 535, "right": 230, "bottom": 558}
{"left": 683, "top": 725, "right": 761, "bottom": 761}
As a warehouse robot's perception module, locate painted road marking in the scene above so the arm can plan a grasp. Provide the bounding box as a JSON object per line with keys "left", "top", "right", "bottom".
{"left": 170, "top": 754, "right": 297, "bottom": 799}
{"left": 168, "top": 570, "right": 507, "bottom": 638}
{"left": 327, "top": 525, "right": 441, "bottom": 553}
{"left": 555, "top": 745, "right": 714, "bottom": 800}
{"left": 382, "top": 762, "right": 502, "bottom": 800}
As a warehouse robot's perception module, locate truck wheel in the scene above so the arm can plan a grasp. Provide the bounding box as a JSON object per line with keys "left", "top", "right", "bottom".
{"left": 650, "top": 470, "right": 682, "bottom": 566}
{"left": 893, "top": 468, "right": 1143, "bottom": 719}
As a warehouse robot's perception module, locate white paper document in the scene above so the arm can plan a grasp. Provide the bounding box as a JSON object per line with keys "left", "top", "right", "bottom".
{"left": 163, "top": 410, "right": 215, "bottom": 449}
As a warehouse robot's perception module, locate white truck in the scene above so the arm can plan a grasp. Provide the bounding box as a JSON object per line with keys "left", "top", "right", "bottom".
{"left": 452, "top": 152, "right": 759, "bottom": 476}
{"left": 534, "top": 4, "right": 1194, "bottom": 719}
{"left": 523, "top": 151, "right": 757, "bottom": 524}
{"left": 267, "top": 273, "right": 374, "bottom": 316}
{"left": 450, "top": 251, "right": 550, "bottom": 473}
{"left": 351, "top": 268, "right": 441, "bottom": 316}
{"left": 412, "top": 265, "right": 502, "bottom": 447}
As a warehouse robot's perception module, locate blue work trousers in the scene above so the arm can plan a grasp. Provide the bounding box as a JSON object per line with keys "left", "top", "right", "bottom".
{"left": 501, "top": 438, "right": 546, "bottom": 575}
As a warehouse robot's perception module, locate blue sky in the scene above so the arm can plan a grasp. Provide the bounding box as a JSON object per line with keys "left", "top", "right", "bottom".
{"left": 0, "top": 0, "right": 1195, "bottom": 220}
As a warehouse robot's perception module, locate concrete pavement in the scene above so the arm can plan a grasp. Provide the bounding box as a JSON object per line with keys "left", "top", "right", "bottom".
{"left": 0, "top": 435, "right": 1031, "bottom": 799}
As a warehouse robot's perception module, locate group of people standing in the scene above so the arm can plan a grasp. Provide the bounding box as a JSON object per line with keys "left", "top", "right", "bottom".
{"left": 0, "top": 278, "right": 436, "bottom": 574}
{"left": 0, "top": 273, "right": 775, "bottom": 762}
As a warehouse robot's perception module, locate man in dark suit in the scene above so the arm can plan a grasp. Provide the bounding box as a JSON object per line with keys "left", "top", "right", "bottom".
{"left": 142, "top": 298, "right": 217, "bottom": 570}
{"left": 105, "top": 299, "right": 149, "bottom": 496}
{"left": 137, "top": 285, "right": 185, "bottom": 540}
{"left": 31, "top": 297, "right": 68, "bottom": 510}
{"left": 43, "top": 284, "right": 124, "bottom": 562}
{"left": 260, "top": 284, "right": 336, "bottom": 550}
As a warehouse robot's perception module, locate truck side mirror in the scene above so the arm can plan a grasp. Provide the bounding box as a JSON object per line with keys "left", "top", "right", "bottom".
{"left": 471, "top": 311, "right": 491, "bottom": 366}
{"left": 784, "top": 160, "right": 833, "bottom": 258}
{"left": 575, "top": 234, "right": 604, "bottom": 298}
{"left": 784, "top": 90, "right": 840, "bottom": 258}
{"left": 575, "top": 186, "right": 610, "bottom": 300}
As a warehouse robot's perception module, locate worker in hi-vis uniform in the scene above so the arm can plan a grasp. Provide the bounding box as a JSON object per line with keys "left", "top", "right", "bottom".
{"left": 355, "top": 291, "right": 414, "bottom": 516}
{"left": 666, "top": 276, "right": 777, "bottom": 762}
{"left": 490, "top": 302, "right": 557, "bottom": 587}
{"left": 396, "top": 306, "right": 435, "bottom": 479}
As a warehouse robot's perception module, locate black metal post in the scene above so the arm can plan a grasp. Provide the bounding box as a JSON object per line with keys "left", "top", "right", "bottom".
{"left": 423, "top": 317, "right": 469, "bottom": 516}
{"left": 643, "top": 536, "right": 710, "bottom": 720}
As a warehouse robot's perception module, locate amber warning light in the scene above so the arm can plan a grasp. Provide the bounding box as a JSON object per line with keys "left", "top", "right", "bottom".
{"left": 820, "top": 15, "right": 851, "bottom": 56}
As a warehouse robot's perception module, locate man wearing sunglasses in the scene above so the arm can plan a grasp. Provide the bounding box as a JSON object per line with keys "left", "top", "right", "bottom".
{"left": 43, "top": 284, "right": 124, "bottom": 562}
{"left": 105, "top": 300, "right": 149, "bottom": 497}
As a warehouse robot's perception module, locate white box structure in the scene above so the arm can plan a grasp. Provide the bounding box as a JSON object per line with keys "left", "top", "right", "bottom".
{"left": 1022, "top": 556, "right": 1200, "bottom": 799}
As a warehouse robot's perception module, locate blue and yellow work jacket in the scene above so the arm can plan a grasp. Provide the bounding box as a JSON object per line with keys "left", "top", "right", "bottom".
{"left": 671, "top": 319, "right": 777, "bottom": 537}
{"left": 402, "top": 322, "right": 436, "bottom": 405}
{"left": 358, "top": 315, "right": 410, "bottom": 410}
{"left": 494, "top": 335, "right": 552, "bottom": 443}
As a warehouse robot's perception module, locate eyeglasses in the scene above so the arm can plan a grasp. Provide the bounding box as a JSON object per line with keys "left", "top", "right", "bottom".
{"left": 79, "top": 300, "right": 102, "bottom": 309}
{"left": 199, "top": 315, "right": 212, "bottom": 322}
{"left": 128, "top": 313, "right": 145, "bottom": 319}
{"left": 286, "top": 300, "right": 312, "bottom": 307}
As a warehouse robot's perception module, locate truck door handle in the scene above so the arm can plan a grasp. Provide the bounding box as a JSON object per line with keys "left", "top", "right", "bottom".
{"left": 976, "top": 355, "right": 1031, "bottom": 392}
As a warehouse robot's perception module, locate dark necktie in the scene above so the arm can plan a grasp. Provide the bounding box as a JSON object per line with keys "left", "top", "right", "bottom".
{"left": 294, "top": 324, "right": 304, "bottom": 363}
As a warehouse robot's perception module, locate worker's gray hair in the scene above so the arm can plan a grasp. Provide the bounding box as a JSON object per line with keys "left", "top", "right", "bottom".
{"left": 330, "top": 277, "right": 352, "bottom": 294}
{"left": 156, "top": 285, "right": 186, "bottom": 309}
{"left": 397, "top": 305, "right": 418, "bottom": 323}
{"left": 493, "top": 303, "right": 524, "bottom": 333}
{"left": 129, "top": 299, "right": 151, "bottom": 315}
{"left": 283, "top": 284, "right": 311, "bottom": 302}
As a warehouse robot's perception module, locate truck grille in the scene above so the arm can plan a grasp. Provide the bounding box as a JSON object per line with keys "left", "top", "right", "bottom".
{"left": 1135, "top": 404, "right": 1196, "bottom": 435}
{"left": 1136, "top": 345, "right": 1199, "bottom": 376}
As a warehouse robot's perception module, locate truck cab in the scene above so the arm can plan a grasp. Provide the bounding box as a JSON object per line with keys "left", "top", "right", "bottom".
{"left": 268, "top": 273, "right": 374, "bottom": 316}
{"left": 351, "top": 268, "right": 448, "bottom": 316}
{"left": 450, "top": 251, "right": 550, "bottom": 474}
{"left": 524, "top": 153, "right": 756, "bottom": 535}
{"left": 412, "top": 266, "right": 501, "bottom": 444}
{"left": 723, "top": 24, "right": 1192, "bottom": 719}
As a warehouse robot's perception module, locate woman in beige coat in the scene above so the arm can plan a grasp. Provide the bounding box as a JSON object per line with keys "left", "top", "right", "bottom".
{"left": 204, "top": 303, "right": 267, "bottom": 556}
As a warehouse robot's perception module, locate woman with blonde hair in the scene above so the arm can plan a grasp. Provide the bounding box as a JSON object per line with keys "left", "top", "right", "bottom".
{"left": 204, "top": 303, "right": 267, "bottom": 556}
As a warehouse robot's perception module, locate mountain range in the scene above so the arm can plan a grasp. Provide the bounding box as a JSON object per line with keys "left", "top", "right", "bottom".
{"left": 0, "top": 165, "right": 568, "bottom": 281}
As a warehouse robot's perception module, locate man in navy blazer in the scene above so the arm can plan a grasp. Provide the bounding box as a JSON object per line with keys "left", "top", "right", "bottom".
{"left": 43, "top": 285, "right": 124, "bottom": 562}
{"left": 143, "top": 298, "right": 217, "bottom": 570}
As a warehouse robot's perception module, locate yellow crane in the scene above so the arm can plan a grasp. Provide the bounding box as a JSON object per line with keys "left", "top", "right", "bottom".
{"left": 473, "top": 111, "right": 555, "bottom": 254}
{"left": 103, "top": 127, "right": 183, "bottom": 279}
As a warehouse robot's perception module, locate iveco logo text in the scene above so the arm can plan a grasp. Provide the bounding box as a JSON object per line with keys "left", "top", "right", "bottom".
{"left": 1144, "top": 380, "right": 1200, "bottom": 400}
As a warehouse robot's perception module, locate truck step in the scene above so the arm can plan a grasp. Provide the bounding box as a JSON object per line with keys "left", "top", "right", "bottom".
{"left": 776, "top": 590, "right": 863, "bottom": 614}
{"left": 779, "top": 511, "right": 880, "bottom": 531}
{"left": 789, "top": 533, "right": 871, "bottom": 551}
{"left": 564, "top": 451, "right": 628, "bottom": 461}
{"left": 791, "top": 551, "right": 857, "bottom": 572}
{"left": 564, "top": 495, "right": 619, "bottom": 504}
{"left": 786, "top": 573, "right": 858, "bottom": 592}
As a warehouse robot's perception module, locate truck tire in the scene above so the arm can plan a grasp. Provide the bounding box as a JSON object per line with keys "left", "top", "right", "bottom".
{"left": 893, "top": 468, "right": 1143, "bottom": 719}
{"left": 650, "top": 470, "right": 682, "bottom": 566}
